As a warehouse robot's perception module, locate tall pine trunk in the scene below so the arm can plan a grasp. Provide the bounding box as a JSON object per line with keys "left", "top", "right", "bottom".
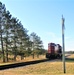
{"left": 32, "top": 53, "right": 34, "bottom": 59}
{"left": 0, "top": 18, "right": 5, "bottom": 62}
{"left": 14, "top": 37, "right": 17, "bottom": 61}
{"left": 6, "top": 30, "right": 9, "bottom": 62}
{"left": 6, "top": 38, "right": 8, "bottom": 62}
{"left": 1, "top": 32, "right": 5, "bottom": 62}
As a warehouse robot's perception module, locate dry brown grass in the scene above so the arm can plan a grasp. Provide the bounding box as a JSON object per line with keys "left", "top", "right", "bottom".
{"left": 0, "top": 60, "right": 74, "bottom": 75}
{"left": 0, "top": 54, "right": 74, "bottom": 75}
{"left": 67, "top": 54, "right": 74, "bottom": 58}
{"left": 0, "top": 55, "right": 45, "bottom": 65}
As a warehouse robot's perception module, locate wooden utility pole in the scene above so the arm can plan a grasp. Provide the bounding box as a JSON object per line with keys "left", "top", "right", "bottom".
{"left": 62, "top": 15, "right": 66, "bottom": 73}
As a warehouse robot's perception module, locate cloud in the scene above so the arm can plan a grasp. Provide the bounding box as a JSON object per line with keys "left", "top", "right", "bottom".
{"left": 65, "top": 36, "right": 70, "bottom": 40}
{"left": 44, "top": 31, "right": 73, "bottom": 51}
{"left": 43, "top": 32, "right": 62, "bottom": 49}
{"left": 47, "top": 32, "right": 70, "bottom": 43}
{"left": 46, "top": 32, "right": 62, "bottom": 44}
{"left": 65, "top": 39, "right": 74, "bottom": 51}
{"left": 47, "top": 32, "right": 56, "bottom": 38}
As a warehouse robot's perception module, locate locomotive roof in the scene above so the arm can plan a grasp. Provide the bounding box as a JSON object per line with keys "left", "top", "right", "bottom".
{"left": 48, "top": 43, "right": 56, "bottom": 46}
{"left": 48, "top": 43, "right": 61, "bottom": 47}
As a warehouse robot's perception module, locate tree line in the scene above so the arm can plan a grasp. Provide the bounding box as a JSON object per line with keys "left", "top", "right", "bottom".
{"left": 0, "top": 2, "right": 46, "bottom": 62}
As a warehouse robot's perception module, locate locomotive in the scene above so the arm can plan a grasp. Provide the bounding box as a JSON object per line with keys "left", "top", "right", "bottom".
{"left": 46, "top": 43, "right": 62, "bottom": 59}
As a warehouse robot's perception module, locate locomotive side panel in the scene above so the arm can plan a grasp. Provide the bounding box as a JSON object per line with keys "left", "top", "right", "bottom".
{"left": 46, "top": 42, "right": 62, "bottom": 59}
{"left": 48, "top": 43, "right": 55, "bottom": 54}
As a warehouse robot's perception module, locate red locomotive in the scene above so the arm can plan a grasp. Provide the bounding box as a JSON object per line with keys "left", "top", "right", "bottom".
{"left": 46, "top": 43, "right": 62, "bottom": 59}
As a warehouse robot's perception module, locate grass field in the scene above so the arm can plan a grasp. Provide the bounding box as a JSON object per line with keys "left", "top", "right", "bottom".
{"left": 0, "top": 61, "right": 74, "bottom": 75}
{"left": 66, "top": 54, "right": 74, "bottom": 58}
{"left": 0, "top": 55, "right": 45, "bottom": 65}
{"left": 0, "top": 54, "right": 74, "bottom": 75}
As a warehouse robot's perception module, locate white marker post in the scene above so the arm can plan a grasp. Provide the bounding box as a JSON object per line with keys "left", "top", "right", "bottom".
{"left": 62, "top": 15, "right": 66, "bottom": 73}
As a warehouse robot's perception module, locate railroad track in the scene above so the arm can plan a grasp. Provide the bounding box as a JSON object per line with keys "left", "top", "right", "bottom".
{"left": 0, "top": 59, "right": 50, "bottom": 70}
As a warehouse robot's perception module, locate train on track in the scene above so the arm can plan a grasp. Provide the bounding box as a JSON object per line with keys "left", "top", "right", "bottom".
{"left": 46, "top": 43, "right": 62, "bottom": 59}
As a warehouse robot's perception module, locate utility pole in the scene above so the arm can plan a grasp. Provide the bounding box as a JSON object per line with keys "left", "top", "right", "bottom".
{"left": 62, "top": 15, "right": 66, "bottom": 73}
